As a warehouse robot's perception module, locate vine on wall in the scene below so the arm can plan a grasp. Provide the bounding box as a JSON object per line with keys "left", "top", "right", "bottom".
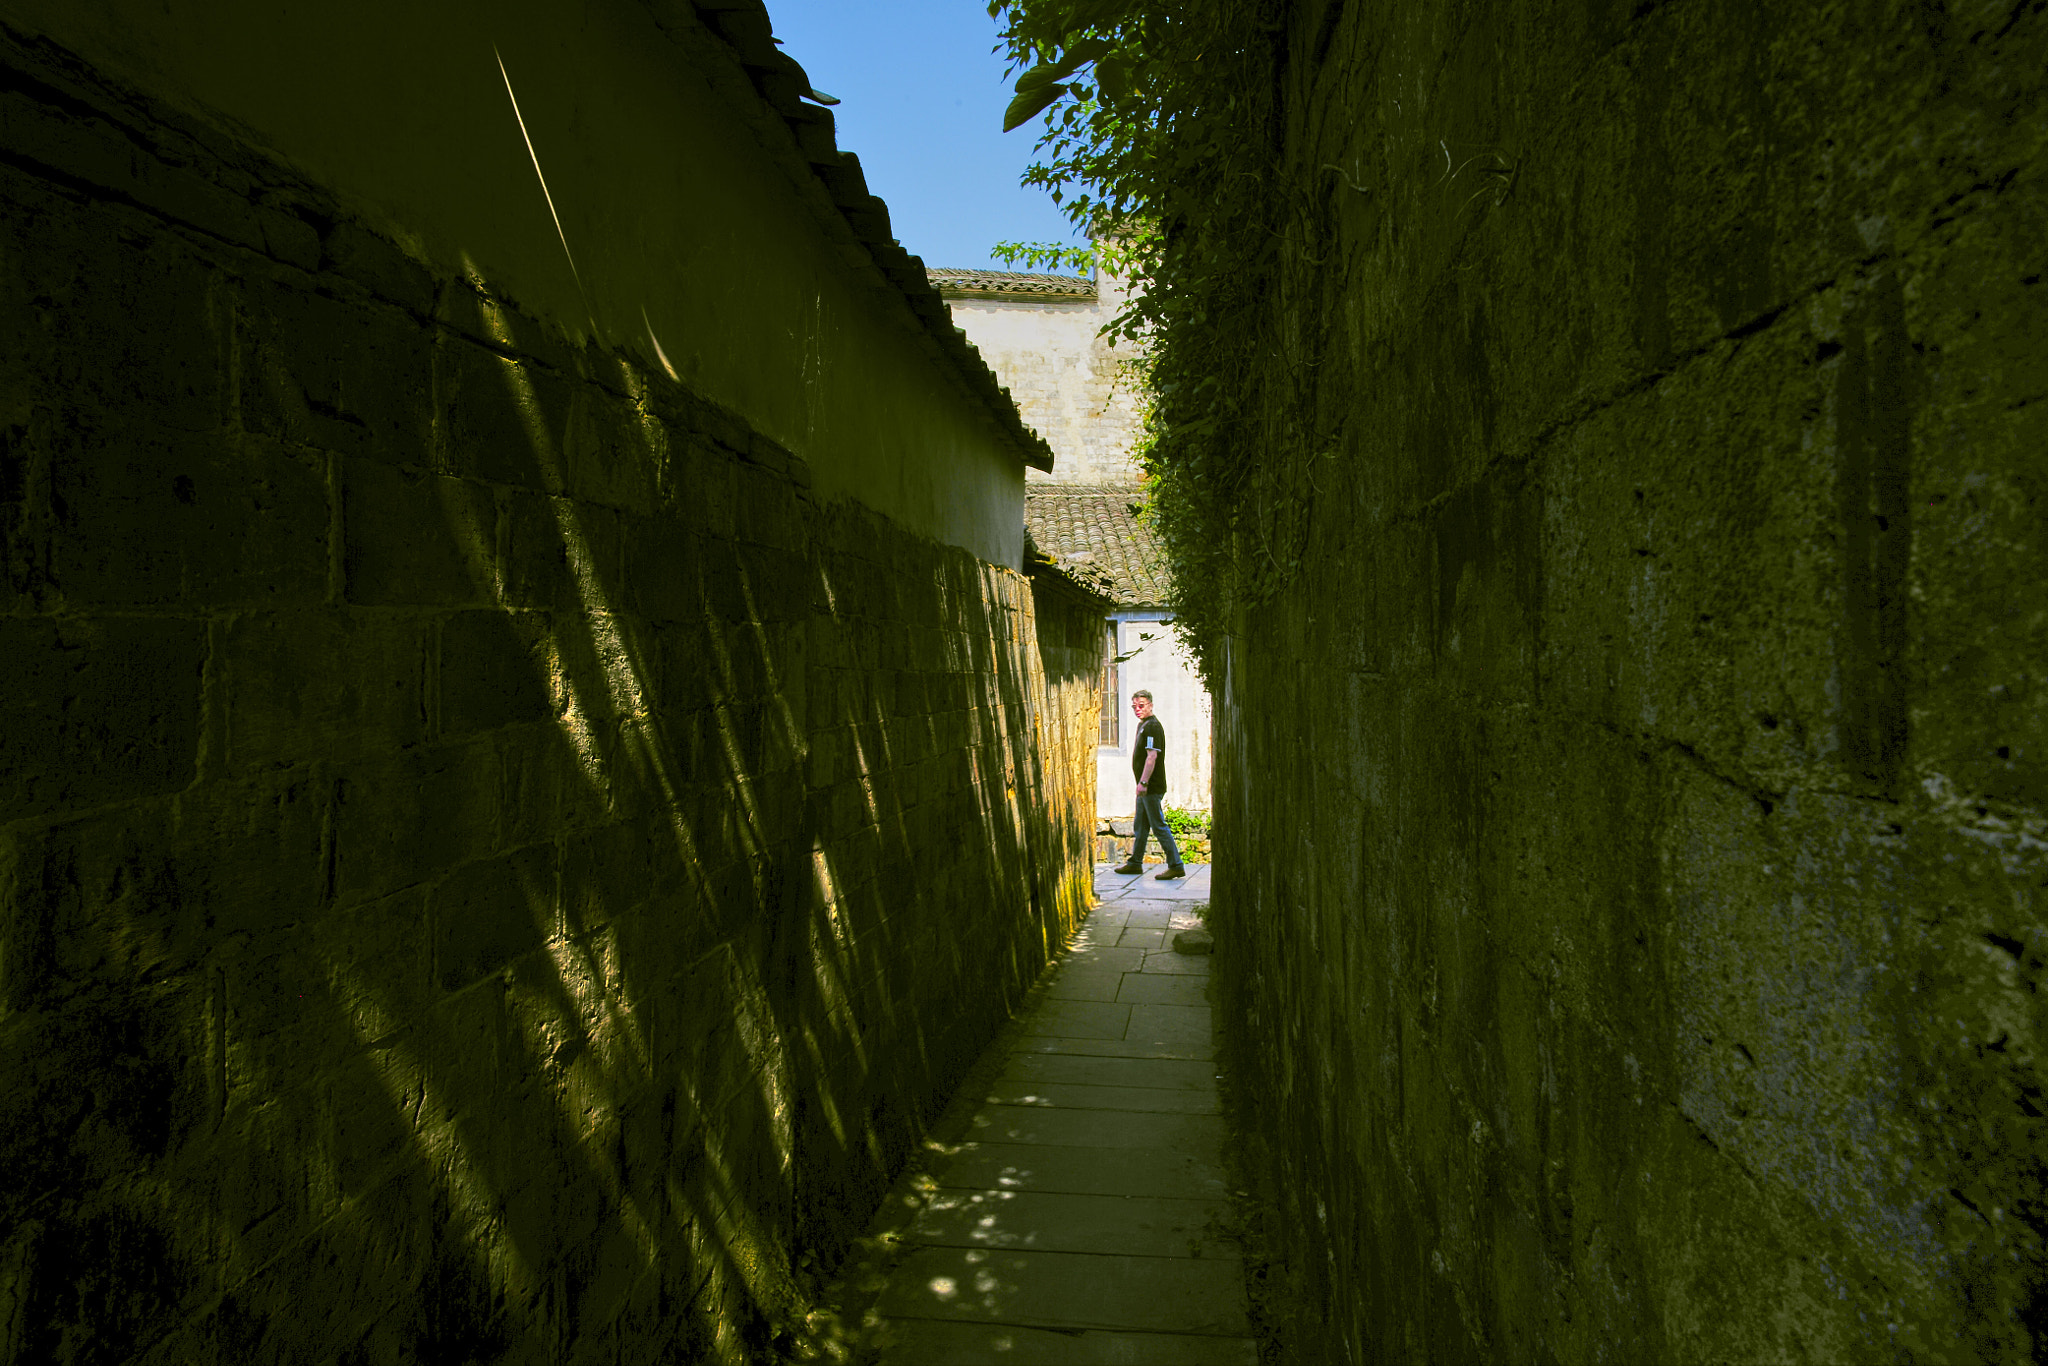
{"left": 989, "top": 0, "right": 1302, "bottom": 684}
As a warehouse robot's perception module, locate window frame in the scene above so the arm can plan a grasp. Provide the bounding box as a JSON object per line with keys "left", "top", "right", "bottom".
{"left": 1098, "top": 618, "right": 1120, "bottom": 747}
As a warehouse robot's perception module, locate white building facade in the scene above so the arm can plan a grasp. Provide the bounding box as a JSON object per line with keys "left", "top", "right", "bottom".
{"left": 933, "top": 264, "right": 1215, "bottom": 819}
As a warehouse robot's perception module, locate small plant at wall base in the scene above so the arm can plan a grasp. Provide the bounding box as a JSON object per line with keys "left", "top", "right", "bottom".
{"left": 991, "top": 0, "right": 1297, "bottom": 688}
{"left": 1162, "top": 805, "right": 1206, "bottom": 838}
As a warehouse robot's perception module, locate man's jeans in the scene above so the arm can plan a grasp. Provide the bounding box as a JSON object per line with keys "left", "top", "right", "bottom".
{"left": 1131, "top": 792, "right": 1183, "bottom": 868}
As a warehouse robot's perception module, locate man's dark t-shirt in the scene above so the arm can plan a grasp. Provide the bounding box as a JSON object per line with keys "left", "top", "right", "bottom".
{"left": 1133, "top": 716, "right": 1168, "bottom": 795}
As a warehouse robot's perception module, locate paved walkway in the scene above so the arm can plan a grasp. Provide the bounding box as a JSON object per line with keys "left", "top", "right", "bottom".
{"left": 866, "top": 861, "right": 1253, "bottom": 1364}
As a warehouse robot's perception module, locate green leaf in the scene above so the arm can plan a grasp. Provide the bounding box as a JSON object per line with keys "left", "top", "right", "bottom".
{"left": 1095, "top": 51, "right": 1130, "bottom": 101}
{"left": 1004, "top": 83, "right": 1069, "bottom": 131}
{"left": 1015, "top": 60, "right": 1070, "bottom": 94}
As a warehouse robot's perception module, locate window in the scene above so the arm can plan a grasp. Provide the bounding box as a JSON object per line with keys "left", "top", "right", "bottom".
{"left": 1099, "top": 619, "right": 1120, "bottom": 746}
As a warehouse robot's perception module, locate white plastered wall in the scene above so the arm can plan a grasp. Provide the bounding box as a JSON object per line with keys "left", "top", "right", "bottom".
{"left": 1099, "top": 613, "right": 1212, "bottom": 819}
{"left": 944, "top": 282, "right": 1143, "bottom": 486}
{"left": 2, "top": 0, "right": 1029, "bottom": 565}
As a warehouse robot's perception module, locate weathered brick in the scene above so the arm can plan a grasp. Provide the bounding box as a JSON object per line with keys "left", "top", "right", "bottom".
{"left": 562, "top": 819, "right": 660, "bottom": 937}
{"left": 0, "top": 616, "right": 203, "bottom": 823}
{"left": 28, "top": 219, "right": 233, "bottom": 440}
{"left": 494, "top": 722, "right": 586, "bottom": 847}
{"left": 674, "top": 437, "right": 737, "bottom": 539}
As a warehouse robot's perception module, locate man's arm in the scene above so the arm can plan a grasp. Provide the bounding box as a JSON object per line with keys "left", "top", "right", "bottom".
{"left": 1136, "top": 724, "right": 1160, "bottom": 792}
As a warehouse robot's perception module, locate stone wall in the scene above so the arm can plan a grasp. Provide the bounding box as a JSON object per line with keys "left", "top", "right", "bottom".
{"left": 0, "top": 31, "right": 1098, "bottom": 1365}
{"left": 1211, "top": 1, "right": 2046, "bottom": 1362}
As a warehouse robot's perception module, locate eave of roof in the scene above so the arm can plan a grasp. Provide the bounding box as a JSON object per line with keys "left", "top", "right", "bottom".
{"left": 686, "top": 2, "right": 1055, "bottom": 473}
{"left": 1023, "top": 483, "right": 1171, "bottom": 608}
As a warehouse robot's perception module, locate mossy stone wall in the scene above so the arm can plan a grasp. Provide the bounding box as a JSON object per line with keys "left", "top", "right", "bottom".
{"left": 0, "top": 30, "right": 1098, "bottom": 1363}
{"left": 1211, "top": 2, "right": 2045, "bottom": 1360}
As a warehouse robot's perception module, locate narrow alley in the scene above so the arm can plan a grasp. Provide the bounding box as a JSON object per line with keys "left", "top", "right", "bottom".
{"left": 2, "top": 0, "right": 2041, "bottom": 1362}
{"left": 817, "top": 861, "right": 1257, "bottom": 1364}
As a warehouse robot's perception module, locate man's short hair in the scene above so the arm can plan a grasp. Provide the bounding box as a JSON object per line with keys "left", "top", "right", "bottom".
{"left": 1131, "top": 689, "right": 1153, "bottom": 702}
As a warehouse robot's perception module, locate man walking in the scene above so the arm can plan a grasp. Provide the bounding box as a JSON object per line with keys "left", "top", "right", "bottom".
{"left": 1114, "top": 690, "right": 1185, "bottom": 879}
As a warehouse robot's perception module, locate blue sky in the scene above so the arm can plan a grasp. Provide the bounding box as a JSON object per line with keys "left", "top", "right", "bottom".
{"left": 762, "top": 0, "right": 1085, "bottom": 271}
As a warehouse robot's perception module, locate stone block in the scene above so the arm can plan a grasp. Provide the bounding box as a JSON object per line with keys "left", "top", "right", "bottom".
{"left": 733, "top": 460, "right": 799, "bottom": 551}
{"left": 0, "top": 159, "right": 234, "bottom": 438}
{"left": 432, "top": 845, "right": 558, "bottom": 993}
{"left": 565, "top": 387, "right": 660, "bottom": 513}
{"left": 0, "top": 616, "right": 203, "bottom": 823}
{"left": 500, "top": 490, "right": 623, "bottom": 614}
{"left": 341, "top": 460, "right": 496, "bottom": 607}
{"left": 166, "top": 767, "right": 332, "bottom": 943}
{"left": 620, "top": 513, "right": 698, "bottom": 622}
{"left": 736, "top": 542, "right": 810, "bottom": 624}
{"left": 2, "top": 79, "right": 261, "bottom": 246}
{"left": 438, "top": 610, "right": 554, "bottom": 736}
{"left": 653, "top": 617, "right": 716, "bottom": 714}
{"left": 433, "top": 334, "right": 571, "bottom": 490}
{"left": 240, "top": 274, "right": 432, "bottom": 464}
{"left": 331, "top": 743, "right": 497, "bottom": 901}
{"left": 48, "top": 425, "right": 328, "bottom": 607}
{"left": 220, "top": 609, "right": 426, "bottom": 767}
{"left": 319, "top": 218, "right": 437, "bottom": 316}
{"left": 668, "top": 436, "right": 737, "bottom": 539}
{"left": 493, "top": 723, "right": 580, "bottom": 846}
{"left": 699, "top": 537, "right": 752, "bottom": 623}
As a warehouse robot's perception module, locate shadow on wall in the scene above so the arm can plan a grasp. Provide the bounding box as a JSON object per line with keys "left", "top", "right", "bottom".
{"left": 0, "top": 38, "right": 1100, "bottom": 1366}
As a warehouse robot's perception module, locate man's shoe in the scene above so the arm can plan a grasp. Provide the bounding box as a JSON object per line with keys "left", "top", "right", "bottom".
{"left": 1112, "top": 861, "right": 1143, "bottom": 875}
{"left": 1155, "top": 865, "right": 1186, "bottom": 880}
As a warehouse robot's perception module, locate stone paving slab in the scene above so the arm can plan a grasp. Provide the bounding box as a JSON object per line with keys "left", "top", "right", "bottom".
{"left": 881, "top": 1319, "right": 1256, "bottom": 1365}
{"left": 1021, "top": 1000, "right": 1132, "bottom": 1040}
{"left": 965, "top": 1105, "right": 1225, "bottom": 1157}
{"left": 1126, "top": 1003, "right": 1216, "bottom": 1050}
{"left": 981, "top": 1080, "right": 1219, "bottom": 1114}
{"left": 908, "top": 1189, "right": 1236, "bottom": 1257}
{"left": 1061, "top": 945, "right": 1149, "bottom": 972}
{"left": 998, "top": 1053, "right": 1218, "bottom": 1090}
{"left": 1044, "top": 967, "right": 1130, "bottom": 1002}
{"left": 1071, "top": 913, "right": 1131, "bottom": 938}
{"left": 1015, "top": 1034, "right": 1214, "bottom": 1062}
{"left": 865, "top": 880, "right": 1247, "bottom": 1364}
{"left": 1117, "top": 974, "right": 1212, "bottom": 1006}
{"left": 927, "top": 1141, "right": 1226, "bottom": 1200}
{"left": 1110, "top": 898, "right": 1196, "bottom": 914}
{"left": 1095, "top": 864, "right": 1212, "bottom": 900}
{"left": 877, "top": 1247, "right": 1250, "bottom": 1335}
{"left": 1133, "top": 950, "right": 1211, "bottom": 976}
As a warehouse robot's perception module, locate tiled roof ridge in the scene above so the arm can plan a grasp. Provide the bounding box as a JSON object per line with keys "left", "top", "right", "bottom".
{"left": 686, "top": 2, "right": 1055, "bottom": 473}
{"left": 928, "top": 267, "right": 1096, "bottom": 299}
{"left": 1028, "top": 481, "right": 1149, "bottom": 493}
